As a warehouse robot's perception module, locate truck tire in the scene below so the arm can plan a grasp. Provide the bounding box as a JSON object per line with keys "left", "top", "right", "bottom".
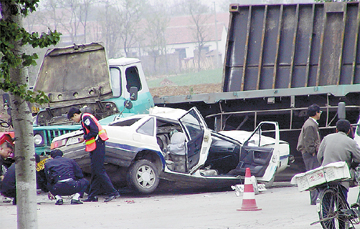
{"left": 127, "top": 159, "right": 159, "bottom": 194}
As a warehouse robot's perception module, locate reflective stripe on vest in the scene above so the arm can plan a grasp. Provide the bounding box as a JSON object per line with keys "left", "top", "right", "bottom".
{"left": 81, "top": 113, "right": 109, "bottom": 152}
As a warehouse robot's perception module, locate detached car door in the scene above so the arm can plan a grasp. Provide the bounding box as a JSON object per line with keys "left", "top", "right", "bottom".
{"left": 179, "top": 107, "right": 211, "bottom": 172}
{"left": 240, "top": 121, "right": 280, "bottom": 182}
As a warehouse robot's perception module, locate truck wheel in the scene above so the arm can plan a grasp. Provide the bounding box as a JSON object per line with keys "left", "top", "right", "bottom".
{"left": 128, "top": 159, "right": 159, "bottom": 194}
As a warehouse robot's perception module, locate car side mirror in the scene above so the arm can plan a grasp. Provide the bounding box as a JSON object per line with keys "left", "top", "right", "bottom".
{"left": 129, "top": 86, "right": 138, "bottom": 101}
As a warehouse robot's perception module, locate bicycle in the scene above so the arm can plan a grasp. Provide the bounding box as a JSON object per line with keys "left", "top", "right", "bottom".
{"left": 310, "top": 183, "right": 360, "bottom": 229}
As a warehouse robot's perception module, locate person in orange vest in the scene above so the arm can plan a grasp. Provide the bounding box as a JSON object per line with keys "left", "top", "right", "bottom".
{"left": 67, "top": 107, "right": 120, "bottom": 202}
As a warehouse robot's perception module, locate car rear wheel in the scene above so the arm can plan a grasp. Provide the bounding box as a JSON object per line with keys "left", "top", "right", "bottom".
{"left": 128, "top": 159, "right": 159, "bottom": 194}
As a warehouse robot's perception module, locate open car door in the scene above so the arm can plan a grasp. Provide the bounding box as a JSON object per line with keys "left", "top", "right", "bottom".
{"left": 239, "top": 121, "right": 280, "bottom": 182}
{"left": 179, "top": 107, "right": 211, "bottom": 173}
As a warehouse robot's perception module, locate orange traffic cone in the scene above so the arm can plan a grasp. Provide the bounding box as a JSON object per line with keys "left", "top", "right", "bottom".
{"left": 237, "top": 167, "right": 262, "bottom": 211}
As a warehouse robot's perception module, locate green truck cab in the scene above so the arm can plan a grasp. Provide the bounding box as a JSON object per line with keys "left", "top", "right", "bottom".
{"left": 31, "top": 43, "right": 154, "bottom": 155}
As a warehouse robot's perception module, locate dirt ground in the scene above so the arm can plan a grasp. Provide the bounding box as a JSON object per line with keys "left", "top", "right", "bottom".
{"left": 149, "top": 83, "right": 222, "bottom": 98}
{"left": 2, "top": 183, "right": 359, "bottom": 229}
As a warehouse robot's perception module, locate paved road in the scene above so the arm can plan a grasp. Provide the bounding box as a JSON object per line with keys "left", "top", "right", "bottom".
{"left": 1, "top": 183, "right": 359, "bottom": 229}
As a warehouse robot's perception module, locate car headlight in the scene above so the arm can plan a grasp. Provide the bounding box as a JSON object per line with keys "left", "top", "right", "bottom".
{"left": 34, "top": 134, "right": 43, "bottom": 146}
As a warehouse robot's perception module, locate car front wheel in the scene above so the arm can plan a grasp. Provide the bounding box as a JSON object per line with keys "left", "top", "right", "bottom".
{"left": 128, "top": 159, "right": 159, "bottom": 194}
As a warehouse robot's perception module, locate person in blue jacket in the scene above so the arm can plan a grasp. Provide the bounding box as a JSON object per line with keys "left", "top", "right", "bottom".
{"left": 45, "top": 149, "right": 89, "bottom": 205}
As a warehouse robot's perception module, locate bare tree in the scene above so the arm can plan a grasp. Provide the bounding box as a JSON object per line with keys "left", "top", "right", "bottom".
{"left": 144, "top": 2, "right": 170, "bottom": 74}
{"left": 97, "top": 0, "right": 146, "bottom": 58}
{"left": 77, "top": 0, "right": 95, "bottom": 43}
{"left": 23, "top": 9, "right": 39, "bottom": 32}
{"left": 22, "top": 10, "right": 46, "bottom": 85}
{"left": 40, "top": 0, "right": 62, "bottom": 30}
{"left": 97, "top": 0, "right": 122, "bottom": 58}
{"left": 118, "top": 0, "right": 146, "bottom": 57}
{"left": 59, "top": 0, "right": 82, "bottom": 44}
{"left": 183, "top": 0, "right": 210, "bottom": 72}
{"left": 39, "top": 0, "right": 94, "bottom": 44}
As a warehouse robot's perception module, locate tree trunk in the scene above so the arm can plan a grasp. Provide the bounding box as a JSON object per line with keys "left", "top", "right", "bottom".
{"left": 10, "top": 72, "right": 38, "bottom": 229}
{"left": 2, "top": 2, "right": 38, "bottom": 228}
{"left": 197, "top": 48, "right": 202, "bottom": 72}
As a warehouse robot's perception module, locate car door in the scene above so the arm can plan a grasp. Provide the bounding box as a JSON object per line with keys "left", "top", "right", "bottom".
{"left": 179, "top": 107, "right": 211, "bottom": 172}
{"left": 240, "top": 121, "right": 280, "bottom": 182}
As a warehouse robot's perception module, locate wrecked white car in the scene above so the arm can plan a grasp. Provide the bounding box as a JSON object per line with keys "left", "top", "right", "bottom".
{"left": 219, "top": 128, "right": 291, "bottom": 174}
{"left": 51, "top": 107, "right": 288, "bottom": 194}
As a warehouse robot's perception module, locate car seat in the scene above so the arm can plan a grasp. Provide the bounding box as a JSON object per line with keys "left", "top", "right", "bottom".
{"left": 166, "top": 132, "right": 186, "bottom": 172}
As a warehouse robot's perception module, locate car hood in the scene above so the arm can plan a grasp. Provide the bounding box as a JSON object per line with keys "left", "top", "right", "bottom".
{"left": 33, "top": 42, "right": 112, "bottom": 109}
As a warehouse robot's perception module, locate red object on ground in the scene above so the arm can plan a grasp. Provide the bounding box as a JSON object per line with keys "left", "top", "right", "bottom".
{"left": 237, "top": 167, "right": 262, "bottom": 211}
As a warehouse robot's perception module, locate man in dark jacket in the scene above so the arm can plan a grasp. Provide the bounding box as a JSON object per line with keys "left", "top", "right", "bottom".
{"left": 297, "top": 104, "right": 322, "bottom": 205}
{"left": 45, "top": 149, "right": 89, "bottom": 205}
{"left": 0, "top": 163, "right": 16, "bottom": 204}
{"left": 1, "top": 154, "right": 48, "bottom": 205}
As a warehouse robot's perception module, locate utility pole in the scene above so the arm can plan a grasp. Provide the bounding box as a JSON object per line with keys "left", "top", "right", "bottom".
{"left": 213, "top": 2, "right": 220, "bottom": 68}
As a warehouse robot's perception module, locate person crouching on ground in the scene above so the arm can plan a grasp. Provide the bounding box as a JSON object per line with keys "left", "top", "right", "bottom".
{"left": 1, "top": 154, "right": 48, "bottom": 205}
{"left": 45, "top": 149, "right": 89, "bottom": 205}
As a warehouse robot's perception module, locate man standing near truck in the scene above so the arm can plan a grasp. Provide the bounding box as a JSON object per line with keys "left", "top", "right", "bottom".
{"left": 297, "top": 104, "right": 322, "bottom": 205}
{"left": 67, "top": 107, "right": 120, "bottom": 202}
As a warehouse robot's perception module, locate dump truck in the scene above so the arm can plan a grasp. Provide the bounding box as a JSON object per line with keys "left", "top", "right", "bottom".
{"left": 153, "top": 2, "right": 360, "bottom": 177}
{"left": 4, "top": 43, "right": 154, "bottom": 155}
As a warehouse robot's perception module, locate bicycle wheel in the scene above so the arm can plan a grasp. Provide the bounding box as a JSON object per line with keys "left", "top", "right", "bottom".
{"left": 318, "top": 188, "right": 349, "bottom": 229}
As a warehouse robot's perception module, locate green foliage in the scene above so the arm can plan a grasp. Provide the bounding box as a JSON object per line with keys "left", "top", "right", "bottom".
{"left": 0, "top": 0, "right": 61, "bottom": 103}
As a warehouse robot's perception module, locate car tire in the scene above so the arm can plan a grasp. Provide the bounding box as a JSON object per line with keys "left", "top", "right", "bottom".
{"left": 127, "top": 159, "right": 159, "bottom": 194}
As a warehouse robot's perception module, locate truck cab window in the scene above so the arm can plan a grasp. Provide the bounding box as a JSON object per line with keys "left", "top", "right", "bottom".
{"left": 125, "top": 66, "right": 142, "bottom": 93}
{"left": 110, "top": 67, "right": 121, "bottom": 97}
